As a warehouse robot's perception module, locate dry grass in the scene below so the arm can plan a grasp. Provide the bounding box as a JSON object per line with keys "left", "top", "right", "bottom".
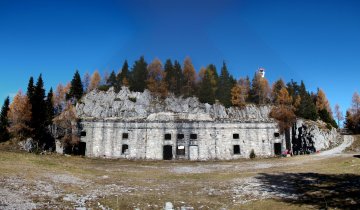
{"left": 0, "top": 142, "right": 360, "bottom": 209}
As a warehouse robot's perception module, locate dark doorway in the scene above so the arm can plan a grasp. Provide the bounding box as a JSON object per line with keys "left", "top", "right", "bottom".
{"left": 163, "top": 145, "right": 173, "bottom": 160}
{"left": 274, "top": 143, "right": 282, "bottom": 155}
{"left": 233, "top": 145, "right": 240, "bottom": 154}
{"left": 122, "top": 144, "right": 128, "bottom": 154}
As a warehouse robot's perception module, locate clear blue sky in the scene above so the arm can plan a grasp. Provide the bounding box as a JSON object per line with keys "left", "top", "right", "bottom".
{"left": 1, "top": 0, "right": 359, "bottom": 118}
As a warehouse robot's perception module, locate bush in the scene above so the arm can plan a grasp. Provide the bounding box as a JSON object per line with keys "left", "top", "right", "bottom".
{"left": 249, "top": 149, "right": 256, "bottom": 159}
{"left": 98, "top": 85, "right": 110, "bottom": 92}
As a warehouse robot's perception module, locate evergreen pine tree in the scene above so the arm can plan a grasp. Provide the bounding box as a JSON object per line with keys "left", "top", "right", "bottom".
{"left": 0, "top": 97, "right": 10, "bottom": 142}
{"left": 130, "top": 56, "right": 148, "bottom": 92}
{"left": 46, "top": 88, "right": 54, "bottom": 126}
{"left": 67, "top": 70, "right": 83, "bottom": 101}
{"left": 216, "top": 62, "right": 235, "bottom": 107}
{"left": 198, "top": 70, "right": 216, "bottom": 104}
{"left": 164, "top": 59, "right": 176, "bottom": 94}
{"left": 31, "top": 75, "right": 48, "bottom": 148}
{"left": 173, "top": 60, "right": 183, "bottom": 96}
{"left": 296, "top": 81, "right": 318, "bottom": 121}
{"left": 107, "top": 70, "right": 117, "bottom": 88}
{"left": 27, "top": 77, "right": 35, "bottom": 102}
{"left": 116, "top": 60, "right": 130, "bottom": 91}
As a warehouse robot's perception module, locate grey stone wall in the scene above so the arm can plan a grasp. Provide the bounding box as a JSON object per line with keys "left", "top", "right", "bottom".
{"left": 80, "top": 120, "right": 284, "bottom": 160}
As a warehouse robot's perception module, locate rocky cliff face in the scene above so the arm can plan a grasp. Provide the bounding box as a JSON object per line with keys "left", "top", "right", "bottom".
{"left": 76, "top": 87, "right": 273, "bottom": 122}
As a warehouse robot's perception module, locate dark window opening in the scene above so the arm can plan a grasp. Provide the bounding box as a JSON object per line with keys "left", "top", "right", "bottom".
{"left": 122, "top": 133, "right": 129, "bottom": 139}
{"left": 177, "top": 134, "right": 184, "bottom": 139}
{"left": 274, "top": 143, "right": 282, "bottom": 155}
{"left": 163, "top": 145, "right": 173, "bottom": 160}
{"left": 122, "top": 144, "right": 129, "bottom": 154}
{"left": 165, "top": 133, "right": 171, "bottom": 140}
{"left": 80, "top": 131, "right": 86, "bottom": 137}
{"left": 190, "top": 134, "right": 197, "bottom": 139}
{"left": 274, "top": 132, "right": 280, "bottom": 137}
{"left": 233, "top": 145, "right": 240, "bottom": 155}
{"left": 176, "top": 145, "right": 185, "bottom": 156}
{"left": 233, "top": 133, "right": 239, "bottom": 139}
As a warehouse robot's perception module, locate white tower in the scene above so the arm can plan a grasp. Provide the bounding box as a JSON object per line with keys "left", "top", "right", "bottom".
{"left": 258, "top": 67, "right": 265, "bottom": 78}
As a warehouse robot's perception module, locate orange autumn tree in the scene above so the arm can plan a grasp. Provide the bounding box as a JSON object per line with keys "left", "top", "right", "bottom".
{"left": 146, "top": 58, "right": 168, "bottom": 97}
{"left": 7, "top": 90, "right": 32, "bottom": 140}
{"left": 269, "top": 87, "right": 296, "bottom": 134}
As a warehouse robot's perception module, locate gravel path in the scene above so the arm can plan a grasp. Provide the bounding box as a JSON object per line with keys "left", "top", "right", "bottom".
{"left": 316, "top": 135, "right": 354, "bottom": 156}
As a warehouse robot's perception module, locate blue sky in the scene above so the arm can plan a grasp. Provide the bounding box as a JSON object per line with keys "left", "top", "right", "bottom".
{"left": 0, "top": 0, "right": 359, "bottom": 119}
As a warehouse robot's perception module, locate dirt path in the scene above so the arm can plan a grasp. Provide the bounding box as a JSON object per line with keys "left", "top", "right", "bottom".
{"left": 316, "top": 135, "right": 354, "bottom": 156}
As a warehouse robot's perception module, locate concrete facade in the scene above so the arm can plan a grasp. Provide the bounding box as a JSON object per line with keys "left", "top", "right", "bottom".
{"left": 79, "top": 120, "right": 284, "bottom": 160}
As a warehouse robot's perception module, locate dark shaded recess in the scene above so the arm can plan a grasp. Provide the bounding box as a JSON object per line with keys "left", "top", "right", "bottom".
{"left": 121, "top": 144, "right": 128, "bottom": 154}
{"left": 190, "top": 134, "right": 197, "bottom": 139}
{"left": 177, "top": 134, "right": 184, "bottom": 139}
{"left": 274, "top": 143, "right": 282, "bottom": 155}
{"left": 233, "top": 145, "right": 240, "bottom": 154}
{"left": 256, "top": 173, "right": 360, "bottom": 209}
{"left": 122, "top": 133, "right": 128, "bottom": 139}
{"left": 63, "top": 142, "right": 86, "bottom": 156}
{"left": 163, "top": 145, "right": 173, "bottom": 160}
{"left": 233, "top": 133, "right": 239, "bottom": 139}
{"left": 165, "top": 133, "right": 171, "bottom": 140}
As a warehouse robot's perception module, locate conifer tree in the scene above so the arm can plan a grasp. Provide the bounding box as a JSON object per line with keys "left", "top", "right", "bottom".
{"left": 0, "top": 97, "right": 10, "bottom": 142}
{"left": 216, "top": 62, "right": 235, "bottom": 107}
{"left": 182, "top": 57, "right": 197, "bottom": 97}
{"left": 146, "top": 58, "right": 168, "bottom": 97}
{"left": 107, "top": 70, "right": 117, "bottom": 88}
{"left": 164, "top": 59, "right": 176, "bottom": 94}
{"left": 8, "top": 91, "right": 32, "bottom": 140}
{"left": 173, "top": 60, "right": 183, "bottom": 96}
{"left": 46, "top": 88, "right": 54, "bottom": 126}
{"left": 130, "top": 56, "right": 148, "bottom": 92}
{"left": 116, "top": 60, "right": 130, "bottom": 91}
{"left": 27, "top": 77, "right": 35, "bottom": 102}
{"left": 88, "top": 70, "right": 101, "bottom": 91}
{"left": 31, "top": 75, "right": 48, "bottom": 148}
{"left": 296, "top": 81, "right": 318, "bottom": 121}
{"left": 67, "top": 70, "right": 83, "bottom": 101}
{"left": 198, "top": 69, "right": 215, "bottom": 104}
{"left": 272, "top": 79, "right": 286, "bottom": 103}
{"left": 249, "top": 72, "right": 270, "bottom": 105}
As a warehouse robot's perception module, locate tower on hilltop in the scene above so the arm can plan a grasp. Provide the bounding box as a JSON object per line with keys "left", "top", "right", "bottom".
{"left": 258, "top": 67, "right": 265, "bottom": 78}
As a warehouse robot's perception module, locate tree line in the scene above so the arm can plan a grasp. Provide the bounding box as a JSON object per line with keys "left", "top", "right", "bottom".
{"left": 0, "top": 56, "right": 342, "bottom": 150}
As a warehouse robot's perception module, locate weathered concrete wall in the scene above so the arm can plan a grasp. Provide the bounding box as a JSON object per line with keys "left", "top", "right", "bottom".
{"left": 80, "top": 121, "right": 284, "bottom": 160}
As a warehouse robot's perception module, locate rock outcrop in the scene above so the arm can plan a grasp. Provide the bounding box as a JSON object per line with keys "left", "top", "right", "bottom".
{"left": 76, "top": 87, "right": 273, "bottom": 122}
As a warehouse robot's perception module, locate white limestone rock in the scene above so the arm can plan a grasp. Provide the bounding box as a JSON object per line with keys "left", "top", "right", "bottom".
{"left": 76, "top": 87, "right": 274, "bottom": 122}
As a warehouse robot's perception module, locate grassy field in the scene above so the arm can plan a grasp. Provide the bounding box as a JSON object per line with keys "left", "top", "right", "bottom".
{"left": 0, "top": 139, "right": 360, "bottom": 209}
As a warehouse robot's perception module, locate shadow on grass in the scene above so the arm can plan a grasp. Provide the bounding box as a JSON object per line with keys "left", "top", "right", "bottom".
{"left": 353, "top": 155, "right": 360, "bottom": 158}
{"left": 256, "top": 172, "right": 360, "bottom": 209}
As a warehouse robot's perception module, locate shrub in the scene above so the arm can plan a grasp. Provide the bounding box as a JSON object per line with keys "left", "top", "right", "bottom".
{"left": 249, "top": 149, "right": 256, "bottom": 159}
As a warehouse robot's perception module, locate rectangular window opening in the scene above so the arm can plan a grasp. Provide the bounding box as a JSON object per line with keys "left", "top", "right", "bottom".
{"left": 122, "top": 133, "right": 129, "bottom": 139}
{"left": 233, "top": 133, "right": 239, "bottom": 139}
{"left": 274, "top": 132, "right": 280, "bottom": 138}
{"left": 233, "top": 145, "right": 241, "bottom": 155}
{"left": 177, "top": 134, "right": 184, "bottom": 139}
{"left": 165, "top": 133, "right": 171, "bottom": 140}
{"left": 176, "top": 145, "right": 185, "bottom": 156}
{"left": 190, "top": 134, "right": 197, "bottom": 139}
{"left": 80, "top": 131, "right": 86, "bottom": 137}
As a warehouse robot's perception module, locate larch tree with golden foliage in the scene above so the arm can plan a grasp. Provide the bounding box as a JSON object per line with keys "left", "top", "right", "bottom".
{"left": 146, "top": 58, "right": 168, "bottom": 98}
{"left": 88, "top": 70, "right": 101, "bottom": 92}
{"left": 53, "top": 102, "right": 79, "bottom": 147}
{"left": 269, "top": 87, "right": 296, "bottom": 135}
{"left": 7, "top": 90, "right": 32, "bottom": 140}
{"left": 182, "top": 57, "right": 197, "bottom": 97}
{"left": 231, "top": 77, "right": 249, "bottom": 108}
